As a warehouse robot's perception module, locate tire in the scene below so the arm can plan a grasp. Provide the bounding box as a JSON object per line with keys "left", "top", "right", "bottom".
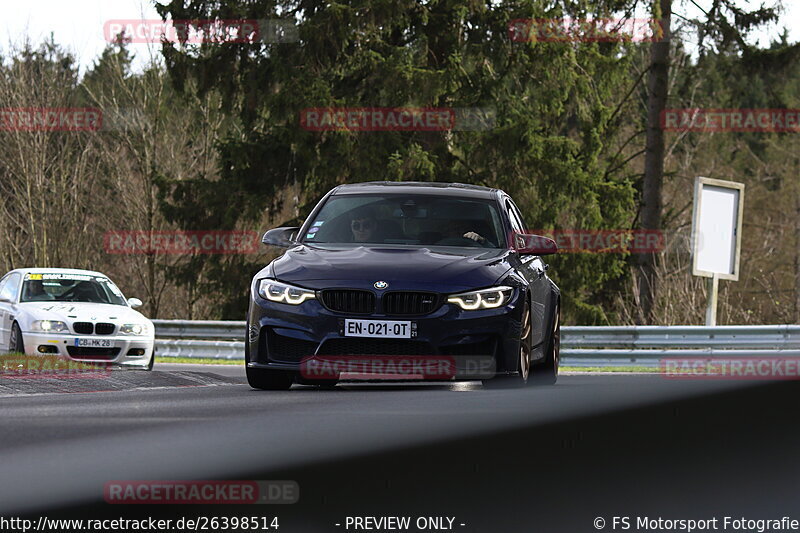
{"left": 483, "top": 298, "right": 532, "bottom": 389}
{"left": 246, "top": 366, "right": 295, "bottom": 390}
{"left": 9, "top": 322, "right": 24, "bottom": 354}
{"left": 530, "top": 302, "right": 559, "bottom": 386}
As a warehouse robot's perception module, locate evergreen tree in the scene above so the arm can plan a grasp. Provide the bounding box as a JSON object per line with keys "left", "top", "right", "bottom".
{"left": 155, "top": 0, "right": 650, "bottom": 321}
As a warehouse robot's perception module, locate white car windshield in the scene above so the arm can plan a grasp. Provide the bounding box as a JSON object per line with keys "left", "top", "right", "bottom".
{"left": 20, "top": 273, "right": 127, "bottom": 305}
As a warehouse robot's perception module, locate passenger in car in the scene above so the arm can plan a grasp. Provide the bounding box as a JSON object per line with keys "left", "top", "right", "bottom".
{"left": 22, "top": 280, "right": 53, "bottom": 301}
{"left": 350, "top": 207, "right": 379, "bottom": 243}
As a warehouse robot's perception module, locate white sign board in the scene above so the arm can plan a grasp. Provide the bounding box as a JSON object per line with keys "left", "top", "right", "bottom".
{"left": 691, "top": 177, "right": 744, "bottom": 281}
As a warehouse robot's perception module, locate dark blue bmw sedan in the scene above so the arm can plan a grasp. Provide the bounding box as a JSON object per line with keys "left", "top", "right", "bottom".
{"left": 246, "top": 182, "right": 560, "bottom": 389}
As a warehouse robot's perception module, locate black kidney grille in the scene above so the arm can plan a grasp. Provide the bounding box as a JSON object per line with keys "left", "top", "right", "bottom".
{"left": 73, "top": 322, "right": 93, "bottom": 334}
{"left": 321, "top": 290, "right": 375, "bottom": 314}
{"left": 383, "top": 292, "right": 440, "bottom": 315}
{"left": 95, "top": 323, "right": 115, "bottom": 335}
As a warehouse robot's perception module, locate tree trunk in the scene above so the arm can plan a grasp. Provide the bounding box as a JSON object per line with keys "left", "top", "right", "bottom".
{"left": 637, "top": 0, "right": 671, "bottom": 324}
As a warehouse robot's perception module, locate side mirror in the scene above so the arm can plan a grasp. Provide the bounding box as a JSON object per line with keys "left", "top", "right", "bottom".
{"left": 127, "top": 298, "right": 143, "bottom": 309}
{"left": 262, "top": 227, "right": 301, "bottom": 248}
{"left": 513, "top": 233, "right": 558, "bottom": 256}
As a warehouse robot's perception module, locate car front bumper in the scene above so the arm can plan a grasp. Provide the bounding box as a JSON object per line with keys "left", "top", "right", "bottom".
{"left": 246, "top": 287, "right": 527, "bottom": 380}
{"left": 21, "top": 331, "right": 154, "bottom": 369}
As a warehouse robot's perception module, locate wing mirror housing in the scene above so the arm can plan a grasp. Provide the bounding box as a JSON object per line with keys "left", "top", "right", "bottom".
{"left": 127, "top": 298, "right": 143, "bottom": 309}
{"left": 262, "top": 227, "right": 301, "bottom": 248}
{"left": 513, "top": 233, "right": 558, "bottom": 256}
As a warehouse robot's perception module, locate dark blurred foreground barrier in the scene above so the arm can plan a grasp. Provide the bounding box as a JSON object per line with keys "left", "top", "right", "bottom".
{"left": 152, "top": 321, "right": 800, "bottom": 367}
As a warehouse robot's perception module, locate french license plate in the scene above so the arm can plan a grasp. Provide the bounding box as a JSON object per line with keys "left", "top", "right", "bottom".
{"left": 75, "top": 338, "right": 113, "bottom": 348}
{"left": 343, "top": 319, "right": 412, "bottom": 339}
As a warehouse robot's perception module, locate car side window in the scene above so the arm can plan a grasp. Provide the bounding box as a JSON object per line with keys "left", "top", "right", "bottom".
{"left": 0, "top": 273, "right": 20, "bottom": 302}
{"left": 508, "top": 200, "right": 528, "bottom": 232}
{"left": 505, "top": 200, "right": 524, "bottom": 233}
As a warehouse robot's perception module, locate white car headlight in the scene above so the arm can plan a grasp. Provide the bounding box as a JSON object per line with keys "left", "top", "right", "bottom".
{"left": 258, "top": 279, "right": 316, "bottom": 305}
{"left": 447, "top": 286, "right": 513, "bottom": 310}
{"left": 120, "top": 323, "right": 147, "bottom": 335}
{"left": 31, "top": 320, "right": 69, "bottom": 333}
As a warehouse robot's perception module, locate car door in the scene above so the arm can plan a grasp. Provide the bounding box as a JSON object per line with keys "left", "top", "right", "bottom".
{"left": 0, "top": 273, "right": 20, "bottom": 346}
{"left": 505, "top": 199, "right": 549, "bottom": 347}
{"left": 0, "top": 275, "right": 9, "bottom": 345}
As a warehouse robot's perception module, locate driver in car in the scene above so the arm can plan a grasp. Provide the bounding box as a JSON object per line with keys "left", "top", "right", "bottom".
{"left": 67, "top": 281, "right": 103, "bottom": 303}
{"left": 440, "top": 219, "right": 490, "bottom": 245}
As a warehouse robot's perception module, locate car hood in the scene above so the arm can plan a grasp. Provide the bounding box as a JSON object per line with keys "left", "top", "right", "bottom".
{"left": 18, "top": 302, "right": 150, "bottom": 325}
{"left": 271, "top": 245, "right": 513, "bottom": 291}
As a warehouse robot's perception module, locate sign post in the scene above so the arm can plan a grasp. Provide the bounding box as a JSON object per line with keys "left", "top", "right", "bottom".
{"left": 691, "top": 177, "right": 744, "bottom": 326}
{"left": 705, "top": 273, "right": 719, "bottom": 326}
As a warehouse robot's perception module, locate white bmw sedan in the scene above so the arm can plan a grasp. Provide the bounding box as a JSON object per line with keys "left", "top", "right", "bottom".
{"left": 0, "top": 268, "right": 155, "bottom": 370}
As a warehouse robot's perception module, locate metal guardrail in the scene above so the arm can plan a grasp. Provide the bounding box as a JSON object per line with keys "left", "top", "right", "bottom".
{"left": 559, "top": 325, "right": 800, "bottom": 367}
{"left": 153, "top": 320, "right": 247, "bottom": 340}
{"left": 155, "top": 339, "right": 246, "bottom": 360}
{"left": 152, "top": 320, "right": 800, "bottom": 367}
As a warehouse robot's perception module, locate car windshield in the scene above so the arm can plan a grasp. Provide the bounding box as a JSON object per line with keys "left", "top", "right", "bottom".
{"left": 301, "top": 194, "right": 506, "bottom": 248}
{"left": 20, "top": 273, "right": 127, "bottom": 305}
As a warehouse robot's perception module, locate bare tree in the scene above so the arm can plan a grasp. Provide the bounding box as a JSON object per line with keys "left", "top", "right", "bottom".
{"left": 82, "top": 44, "right": 227, "bottom": 317}
{"left": 0, "top": 40, "right": 102, "bottom": 269}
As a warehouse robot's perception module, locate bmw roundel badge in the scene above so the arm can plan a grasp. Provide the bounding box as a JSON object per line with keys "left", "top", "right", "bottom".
{"left": 374, "top": 281, "right": 388, "bottom": 290}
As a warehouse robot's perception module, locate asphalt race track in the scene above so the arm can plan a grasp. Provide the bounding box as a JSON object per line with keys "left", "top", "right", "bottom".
{"left": 2, "top": 363, "right": 800, "bottom": 532}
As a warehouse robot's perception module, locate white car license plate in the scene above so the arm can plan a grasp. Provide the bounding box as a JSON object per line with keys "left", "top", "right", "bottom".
{"left": 75, "top": 338, "right": 113, "bottom": 348}
{"left": 344, "top": 319, "right": 412, "bottom": 339}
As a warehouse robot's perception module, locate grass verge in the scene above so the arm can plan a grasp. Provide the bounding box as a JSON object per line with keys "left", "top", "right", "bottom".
{"left": 561, "top": 366, "right": 660, "bottom": 373}
{"left": 157, "top": 357, "right": 241, "bottom": 365}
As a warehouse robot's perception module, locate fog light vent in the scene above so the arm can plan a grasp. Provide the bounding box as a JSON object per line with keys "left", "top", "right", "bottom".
{"left": 127, "top": 348, "right": 146, "bottom": 356}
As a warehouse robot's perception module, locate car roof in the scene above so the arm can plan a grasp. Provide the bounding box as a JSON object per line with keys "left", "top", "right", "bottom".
{"left": 332, "top": 181, "right": 501, "bottom": 199}
{"left": 7, "top": 268, "right": 108, "bottom": 278}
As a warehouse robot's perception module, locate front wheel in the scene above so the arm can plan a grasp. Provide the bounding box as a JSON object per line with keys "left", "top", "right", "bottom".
{"left": 9, "top": 322, "right": 24, "bottom": 354}
{"left": 530, "top": 303, "right": 559, "bottom": 385}
{"left": 246, "top": 366, "right": 295, "bottom": 390}
{"left": 483, "top": 298, "right": 531, "bottom": 389}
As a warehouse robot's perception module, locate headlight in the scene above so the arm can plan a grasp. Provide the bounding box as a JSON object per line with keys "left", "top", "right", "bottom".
{"left": 31, "top": 320, "right": 69, "bottom": 333}
{"left": 120, "top": 323, "right": 147, "bottom": 335}
{"left": 447, "top": 286, "right": 513, "bottom": 310}
{"left": 258, "top": 279, "right": 316, "bottom": 305}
